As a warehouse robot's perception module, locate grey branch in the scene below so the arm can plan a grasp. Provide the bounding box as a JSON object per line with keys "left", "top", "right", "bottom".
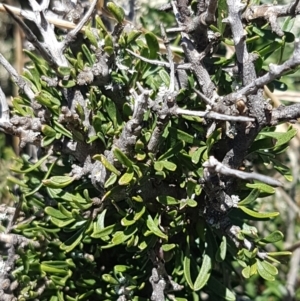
{"left": 225, "top": 39, "right": 300, "bottom": 104}
{"left": 4, "top": 4, "right": 68, "bottom": 68}
{"left": 243, "top": 1, "right": 300, "bottom": 36}
{"left": 271, "top": 103, "right": 300, "bottom": 125}
{"left": 204, "top": 156, "right": 282, "bottom": 187}
{"left": 0, "top": 53, "right": 35, "bottom": 102}
{"left": 175, "top": 107, "right": 255, "bottom": 122}
{"left": 63, "top": 0, "right": 98, "bottom": 50}
{"left": 202, "top": 0, "right": 218, "bottom": 24}
{"left": 126, "top": 49, "right": 191, "bottom": 70}
{"left": 115, "top": 83, "right": 150, "bottom": 155}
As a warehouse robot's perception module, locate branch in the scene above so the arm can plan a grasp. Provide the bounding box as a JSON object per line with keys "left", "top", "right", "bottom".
{"left": 271, "top": 103, "right": 300, "bottom": 125}
{"left": 3, "top": 4, "right": 68, "bottom": 68}
{"left": 115, "top": 83, "right": 150, "bottom": 155}
{"left": 62, "top": 0, "right": 98, "bottom": 50}
{"left": 202, "top": 0, "right": 218, "bottom": 24}
{"left": 203, "top": 156, "right": 282, "bottom": 186}
{"left": 0, "top": 53, "right": 35, "bottom": 102}
{"left": 224, "top": 39, "right": 300, "bottom": 104}
{"left": 175, "top": 107, "right": 255, "bottom": 122}
{"left": 243, "top": 1, "right": 300, "bottom": 36}
{"left": 126, "top": 49, "right": 191, "bottom": 70}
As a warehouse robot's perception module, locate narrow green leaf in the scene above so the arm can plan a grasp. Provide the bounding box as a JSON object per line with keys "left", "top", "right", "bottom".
{"left": 43, "top": 176, "right": 75, "bottom": 189}
{"left": 267, "top": 251, "right": 292, "bottom": 257}
{"left": 246, "top": 183, "right": 275, "bottom": 194}
{"left": 260, "top": 127, "right": 297, "bottom": 149}
{"left": 58, "top": 203, "right": 73, "bottom": 218}
{"left": 113, "top": 147, "right": 133, "bottom": 167}
{"left": 60, "top": 227, "right": 85, "bottom": 252}
{"left": 156, "top": 196, "right": 179, "bottom": 205}
{"left": 118, "top": 170, "right": 134, "bottom": 185}
{"left": 162, "top": 161, "right": 177, "bottom": 171}
{"left": 216, "top": 236, "right": 227, "bottom": 262}
{"left": 145, "top": 32, "right": 159, "bottom": 59}
{"left": 194, "top": 254, "right": 212, "bottom": 291}
{"left": 158, "top": 141, "right": 184, "bottom": 161}
{"left": 238, "top": 189, "right": 260, "bottom": 206}
{"left": 93, "top": 154, "right": 121, "bottom": 175}
{"left": 260, "top": 231, "right": 284, "bottom": 244}
{"left": 183, "top": 252, "right": 194, "bottom": 290}
{"left": 107, "top": 2, "right": 125, "bottom": 23}
{"left": 238, "top": 206, "right": 279, "bottom": 219}
{"left": 85, "top": 27, "right": 98, "bottom": 47}
{"left": 91, "top": 224, "right": 116, "bottom": 238}
{"left": 45, "top": 207, "right": 69, "bottom": 219}
{"left": 159, "top": 69, "right": 170, "bottom": 86}
{"left": 146, "top": 214, "right": 168, "bottom": 240}
{"left": 104, "top": 173, "right": 117, "bottom": 188}
{"left": 112, "top": 226, "right": 137, "bottom": 245}
{"left": 57, "top": 66, "right": 71, "bottom": 76}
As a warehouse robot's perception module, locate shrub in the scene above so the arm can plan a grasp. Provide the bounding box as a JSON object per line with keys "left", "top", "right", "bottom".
{"left": 0, "top": 0, "right": 300, "bottom": 300}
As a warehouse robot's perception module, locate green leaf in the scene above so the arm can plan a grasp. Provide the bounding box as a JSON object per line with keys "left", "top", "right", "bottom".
{"left": 118, "top": 169, "right": 134, "bottom": 185}
{"left": 102, "top": 274, "right": 119, "bottom": 285}
{"left": 104, "top": 173, "right": 117, "bottom": 188}
{"left": 145, "top": 32, "right": 159, "bottom": 59}
{"left": 183, "top": 251, "right": 194, "bottom": 290}
{"left": 45, "top": 207, "right": 69, "bottom": 219}
{"left": 191, "top": 146, "right": 207, "bottom": 164}
{"left": 53, "top": 120, "right": 73, "bottom": 139}
{"left": 238, "top": 189, "right": 260, "bottom": 206}
{"left": 260, "top": 231, "right": 284, "bottom": 244}
{"left": 60, "top": 227, "right": 85, "bottom": 252}
{"left": 43, "top": 176, "right": 75, "bottom": 189}
{"left": 168, "top": 127, "right": 195, "bottom": 144}
{"left": 154, "top": 161, "right": 164, "bottom": 172}
{"left": 162, "top": 244, "right": 176, "bottom": 251}
{"left": 41, "top": 261, "right": 69, "bottom": 275}
{"left": 10, "top": 153, "right": 50, "bottom": 174}
{"left": 194, "top": 254, "right": 212, "bottom": 291}
{"left": 95, "top": 15, "right": 107, "bottom": 32}
{"left": 91, "top": 224, "right": 116, "bottom": 239}
{"left": 113, "top": 147, "right": 133, "bottom": 167}
{"left": 162, "top": 161, "right": 177, "bottom": 171}
{"left": 85, "top": 27, "right": 98, "bottom": 47}
{"left": 156, "top": 196, "right": 179, "bottom": 205}
{"left": 159, "top": 69, "right": 170, "bottom": 86}
{"left": 246, "top": 183, "right": 275, "bottom": 195}
{"left": 58, "top": 203, "right": 73, "bottom": 218}
{"left": 146, "top": 214, "right": 168, "bottom": 240}
{"left": 260, "top": 126, "right": 297, "bottom": 149}
{"left": 216, "top": 236, "right": 227, "bottom": 262}
{"left": 238, "top": 206, "right": 279, "bottom": 219}
{"left": 57, "top": 66, "right": 71, "bottom": 76}
{"left": 93, "top": 154, "right": 121, "bottom": 175}
{"left": 112, "top": 226, "right": 137, "bottom": 245}
{"left": 256, "top": 259, "right": 275, "bottom": 281}
{"left": 242, "top": 265, "right": 251, "bottom": 278}
{"left": 158, "top": 141, "right": 184, "bottom": 161}
{"left": 42, "top": 125, "right": 56, "bottom": 137}
{"left": 82, "top": 44, "right": 95, "bottom": 66}
{"left": 107, "top": 2, "right": 125, "bottom": 23}
{"left": 59, "top": 79, "right": 76, "bottom": 88}
{"left": 267, "top": 251, "right": 292, "bottom": 257}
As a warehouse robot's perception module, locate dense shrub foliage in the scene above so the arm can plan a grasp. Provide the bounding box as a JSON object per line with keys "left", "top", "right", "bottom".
{"left": 0, "top": 0, "right": 300, "bottom": 300}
